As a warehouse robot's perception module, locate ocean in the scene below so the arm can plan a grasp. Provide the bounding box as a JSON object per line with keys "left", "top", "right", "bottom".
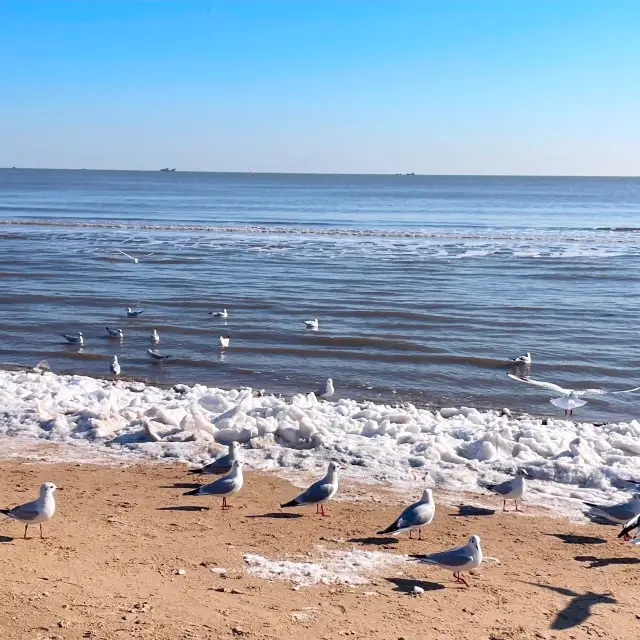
{"left": 1, "top": 169, "right": 639, "bottom": 422}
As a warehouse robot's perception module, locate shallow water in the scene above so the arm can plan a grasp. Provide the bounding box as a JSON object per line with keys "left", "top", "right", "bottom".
{"left": 1, "top": 169, "right": 640, "bottom": 421}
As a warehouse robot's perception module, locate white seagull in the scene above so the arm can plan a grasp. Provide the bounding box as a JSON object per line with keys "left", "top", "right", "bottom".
{"left": 485, "top": 469, "right": 532, "bottom": 512}
{"left": 584, "top": 494, "right": 640, "bottom": 526}
{"left": 413, "top": 534, "right": 483, "bottom": 587}
{"left": 147, "top": 348, "right": 170, "bottom": 361}
{"left": 280, "top": 462, "right": 339, "bottom": 516}
{"left": 210, "top": 308, "right": 228, "bottom": 318}
{"left": 150, "top": 328, "right": 159, "bottom": 343}
{"left": 377, "top": 487, "right": 435, "bottom": 540}
{"left": 110, "top": 355, "right": 121, "bottom": 376}
{"left": 303, "top": 318, "right": 319, "bottom": 330}
{"left": 0, "top": 482, "right": 58, "bottom": 539}
{"left": 126, "top": 307, "right": 144, "bottom": 318}
{"left": 184, "top": 460, "right": 244, "bottom": 509}
{"left": 219, "top": 336, "right": 230, "bottom": 349}
{"left": 511, "top": 352, "right": 532, "bottom": 365}
{"left": 313, "top": 378, "right": 334, "bottom": 399}
{"left": 189, "top": 442, "right": 241, "bottom": 476}
{"left": 507, "top": 373, "right": 640, "bottom": 415}
{"left": 61, "top": 332, "right": 83, "bottom": 345}
{"left": 106, "top": 327, "right": 124, "bottom": 339}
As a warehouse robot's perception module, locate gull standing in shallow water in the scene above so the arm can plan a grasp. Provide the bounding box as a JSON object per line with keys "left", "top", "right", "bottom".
{"left": 210, "top": 308, "right": 228, "bottom": 318}
{"left": 184, "top": 460, "right": 244, "bottom": 509}
{"left": 313, "top": 378, "right": 334, "bottom": 399}
{"left": 150, "top": 328, "right": 159, "bottom": 343}
{"left": 219, "top": 336, "right": 230, "bottom": 349}
{"left": 281, "top": 462, "right": 339, "bottom": 516}
{"left": 0, "top": 482, "right": 58, "bottom": 539}
{"left": 126, "top": 307, "right": 144, "bottom": 318}
{"left": 584, "top": 493, "right": 640, "bottom": 529}
{"left": 413, "top": 534, "right": 483, "bottom": 587}
{"left": 377, "top": 487, "right": 435, "bottom": 540}
{"left": 507, "top": 373, "right": 640, "bottom": 415}
{"left": 510, "top": 352, "right": 532, "bottom": 365}
{"left": 61, "top": 332, "right": 83, "bottom": 345}
{"left": 485, "top": 469, "right": 532, "bottom": 512}
{"left": 106, "top": 327, "right": 124, "bottom": 339}
{"left": 110, "top": 355, "right": 120, "bottom": 375}
{"left": 303, "top": 318, "right": 319, "bottom": 330}
{"left": 189, "top": 442, "right": 240, "bottom": 475}
{"left": 147, "top": 348, "right": 170, "bottom": 361}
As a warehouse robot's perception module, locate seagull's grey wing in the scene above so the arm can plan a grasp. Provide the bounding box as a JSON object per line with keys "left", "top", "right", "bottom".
{"left": 198, "top": 476, "right": 237, "bottom": 495}
{"left": 295, "top": 480, "right": 333, "bottom": 504}
{"left": 9, "top": 500, "right": 41, "bottom": 521}
{"left": 507, "top": 374, "right": 569, "bottom": 395}
{"left": 202, "top": 454, "right": 232, "bottom": 474}
{"left": 601, "top": 503, "right": 640, "bottom": 521}
{"left": 397, "top": 502, "right": 432, "bottom": 528}
{"left": 418, "top": 546, "right": 473, "bottom": 567}
{"left": 577, "top": 386, "right": 640, "bottom": 398}
{"left": 488, "top": 478, "right": 514, "bottom": 495}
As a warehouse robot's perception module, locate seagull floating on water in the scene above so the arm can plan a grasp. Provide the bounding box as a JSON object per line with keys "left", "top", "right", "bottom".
{"left": 377, "top": 487, "right": 435, "bottom": 540}
{"left": 210, "top": 308, "right": 228, "bottom": 318}
{"left": 61, "top": 332, "right": 83, "bottom": 345}
{"left": 0, "top": 482, "right": 58, "bottom": 540}
{"left": 184, "top": 460, "right": 244, "bottom": 509}
{"left": 219, "top": 336, "right": 230, "bottom": 349}
{"left": 484, "top": 469, "right": 532, "bottom": 512}
{"left": 412, "top": 534, "right": 483, "bottom": 587}
{"left": 584, "top": 494, "right": 640, "bottom": 528}
{"left": 147, "top": 348, "right": 170, "bottom": 361}
{"left": 511, "top": 352, "right": 532, "bottom": 365}
{"left": 281, "top": 462, "right": 339, "bottom": 516}
{"left": 189, "top": 443, "right": 240, "bottom": 475}
{"left": 106, "top": 327, "right": 124, "bottom": 339}
{"left": 110, "top": 355, "right": 120, "bottom": 375}
{"left": 313, "top": 378, "right": 334, "bottom": 399}
{"left": 151, "top": 328, "right": 159, "bottom": 343}
{"left": 303, "top": 318, "right": 319, "bottom": 330}
{"left": 507, "top": 373, "right": 640, "bottom": 415}
{"left": 126, "top": 307, "right": 144, "bottom": 318}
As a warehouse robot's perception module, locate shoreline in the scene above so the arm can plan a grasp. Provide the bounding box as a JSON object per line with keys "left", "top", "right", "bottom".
{"left": 0, "top": 458, "right": 637, "bottom": 640}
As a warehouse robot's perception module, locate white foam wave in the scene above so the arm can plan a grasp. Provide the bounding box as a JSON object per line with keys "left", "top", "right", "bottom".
{"left": 1, "top": 368, "right": 639, "bottom": 516}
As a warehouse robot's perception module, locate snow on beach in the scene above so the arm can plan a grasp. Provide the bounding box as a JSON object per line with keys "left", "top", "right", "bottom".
{"left": 1, "top": 368, "right": 639, "bottom": 516}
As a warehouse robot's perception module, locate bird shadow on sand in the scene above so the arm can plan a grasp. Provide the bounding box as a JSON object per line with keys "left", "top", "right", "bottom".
{"left": 157, "top": 505, "right": 211, "bottom": 512}
{"left": 449, "top": 504, "right": 496, "bottom": 517}
{"left": 522, "top": 581, "right": 616, "bottom": 630}
{"left": 0, "top": 535, "right": 13, "bottom": 543}
{"left": 386, "top": 577, "right": 445, "bottom": 593}
{"left": 574, "top": 555, "right": 640, "bottom": 569}
{"left": 246, "top": 512, "right": 302, "bottom": 519}
{"left": 159, "top": 483, "right": 201, "bottom": 490}
{"left": 348, "top": 537, "right": 398, "bottom": 546}
{"left": 546, "top": 533, "right": 607, "bottom": 545}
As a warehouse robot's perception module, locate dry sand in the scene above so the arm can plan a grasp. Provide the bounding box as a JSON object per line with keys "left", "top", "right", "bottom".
{"left": 0, "top": 455, "right": 638, "bottom": 640}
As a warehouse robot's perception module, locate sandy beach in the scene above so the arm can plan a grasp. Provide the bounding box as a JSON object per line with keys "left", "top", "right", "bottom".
{"left": 0, "top": 453, "right": 638, "bottom": 640}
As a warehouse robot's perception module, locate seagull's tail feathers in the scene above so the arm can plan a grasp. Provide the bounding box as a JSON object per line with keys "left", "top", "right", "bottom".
{"left": 188, "top": 468, "right": 204, "bottom": 475}
{"left": 280, "top": 499, "right": 299, "bottom": 508}
{"left": 583, "top": 502, "right": 601, "bottom": 511}
{"left": 0, "top": 509, "right": 10, "bottom": 516}
{"left": 551, "top": 396, "right": 587, "bottom": 410}
{"left": 183, "top": 488, "right": 200, "bottom": 496}
{"left": 484, "top": 484, "right": 497, "bottom": 492}
{"left": 377, "top": 522, "right": 400, "bottom": 535}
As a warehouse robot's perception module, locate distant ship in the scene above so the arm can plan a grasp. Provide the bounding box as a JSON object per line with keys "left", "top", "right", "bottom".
{"left": 160, "top": 168, "right": 176, "bottom": 172}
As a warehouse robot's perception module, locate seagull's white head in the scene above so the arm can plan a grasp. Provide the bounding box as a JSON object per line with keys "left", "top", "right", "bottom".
{"left": 40, "top": 482, "right": 58, "bottom": 497}
{"left": 421, "top": 488, "right": 433, "bottom": 503}
{"left": 231, "top": 460, "right": 243, "bottom": 473}
{"left": 117, "top": 329, "right": 123, "bottom": 337}
{"left": 516, "top": 469, "right": 532, "bottom": 479}
{"left": 468, "top": 534, "right": 481, "bottom": 551}
{"left": 111, "top": 355, "right": 118, "bottom": 362}
{"left": 328, "top": 461, "right": 339, "bottom": 475}
{"left": 78, "top": 332, "right": 83, "bottom": 337}
{"left": 229, "top": 441, "right": 239, "bottom": 453}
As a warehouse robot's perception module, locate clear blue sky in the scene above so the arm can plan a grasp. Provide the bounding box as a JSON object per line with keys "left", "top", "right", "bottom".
{"left": 2, "top": 0, "right": 639, "bottom": 174}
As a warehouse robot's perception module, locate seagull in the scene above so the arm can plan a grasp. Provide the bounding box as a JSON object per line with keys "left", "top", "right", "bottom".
{"left": 219, "top": 336, "right": 230, "bottom": 349}
{"left": 150, "top": 328, "right": 159, "bottom": 343}
{"left": 584, "top": 494, "right": 640, "bottom": 527}
{"left": 184, "top": 460, "right": 243, "bottom": 509}
{"left": 507, "top": 374, "right": 640, "bottom": 415}
{"left": 280, "top": 462, "right": 339, "bottom": 516}
{"left": 618, "top": 513, "right": 640, "bottom": 542}
{"left": 110, "top": 355, "right": 121, "bottom": 375}
{"left": 147, "top": 348, "right": 170, "bottom": 361}
{"left": 484, "top": 469, "right": 532, "bottom": 512}
{"left": 511, "top": 352, "right": 532, "bottom": 365}
{"left": 377, "top": 487, "right": 435, "bottom": 540}
{"left": 189, "top": 443, "right": 240, "bottom": 475}
{"left": 61, "top": 332, "right": 83, "bottom": 345}
{"left": 0, "top": 482, "right": 58, "bottom": 539}
{"left": 303, "top": 318, "right": 319, "bottom": 330}
{"left": 313, "top": 378, "right": 334, "bottom": 399}
{"left": 126, "top": 307, "right": 144, "bottom": 318}
{"left": 106, "top": 327, "right": 124, "bottom": 339}
{"left": 210, "top": 308, "right": 228, "bottom": 318}
{"left": 412, "top": 534, "right": 483, "bottom": 587}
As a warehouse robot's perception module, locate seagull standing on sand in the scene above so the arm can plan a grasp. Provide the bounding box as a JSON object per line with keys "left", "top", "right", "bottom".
{"left": 281, "top": 462, "right": 339, "bottom": 516}
{"left": 313, "top": 378, "right": 334, "bottom": 399}
{"left": 106, "top": 327, "right": 124, "bottom": 339}
{"left": 210, "top": 308, "right": 228, "bottom": 318}
{"left": 150, "top": 328, "right": 159, "bottom": 343}
{"left": 303, "top": 318, "right": 319, "bottom": 330}
{"left": 61, "top": 332, "right": 83, "bottom": 345}
{"left": 412, "top": 534, "right": 483, "bottom": 587}
{"left": 110, "top": 355, "right": 121, "bottom": 376}
{"left": 511, "top": 352, "right": 532, "bottom": 365}
{"left": 147, "top": 348, "right": 170, "bottom": 361}
{"left": 507, "top": 374, "right": 640, "bottom": 415}
{"left": 0, "top": 482, "right": 58, "bottom": 540}
{"left": 484, "top": 469, "right": 532, "bottom": 512}
{"left": 219, "top": 336, "right": 230, "bottom": 349}
{"left": 184, "top": 460, "right": 244, "bottom": 509}
{"left": 618, "top": 513, "right": 640, "bottom": 542}
{"left": 377, "top": 487, "right": 435, "bottom": 540}
{"left": 189, "top": 442, "right": 240, "bottom": 475}
{"left": 584, "top": 494, "right": 640, "bottom": 530}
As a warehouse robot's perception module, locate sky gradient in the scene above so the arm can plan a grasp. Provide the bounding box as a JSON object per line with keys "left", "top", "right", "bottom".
{"left": 2, "top": 1, "right": 640, "bottom": 175}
